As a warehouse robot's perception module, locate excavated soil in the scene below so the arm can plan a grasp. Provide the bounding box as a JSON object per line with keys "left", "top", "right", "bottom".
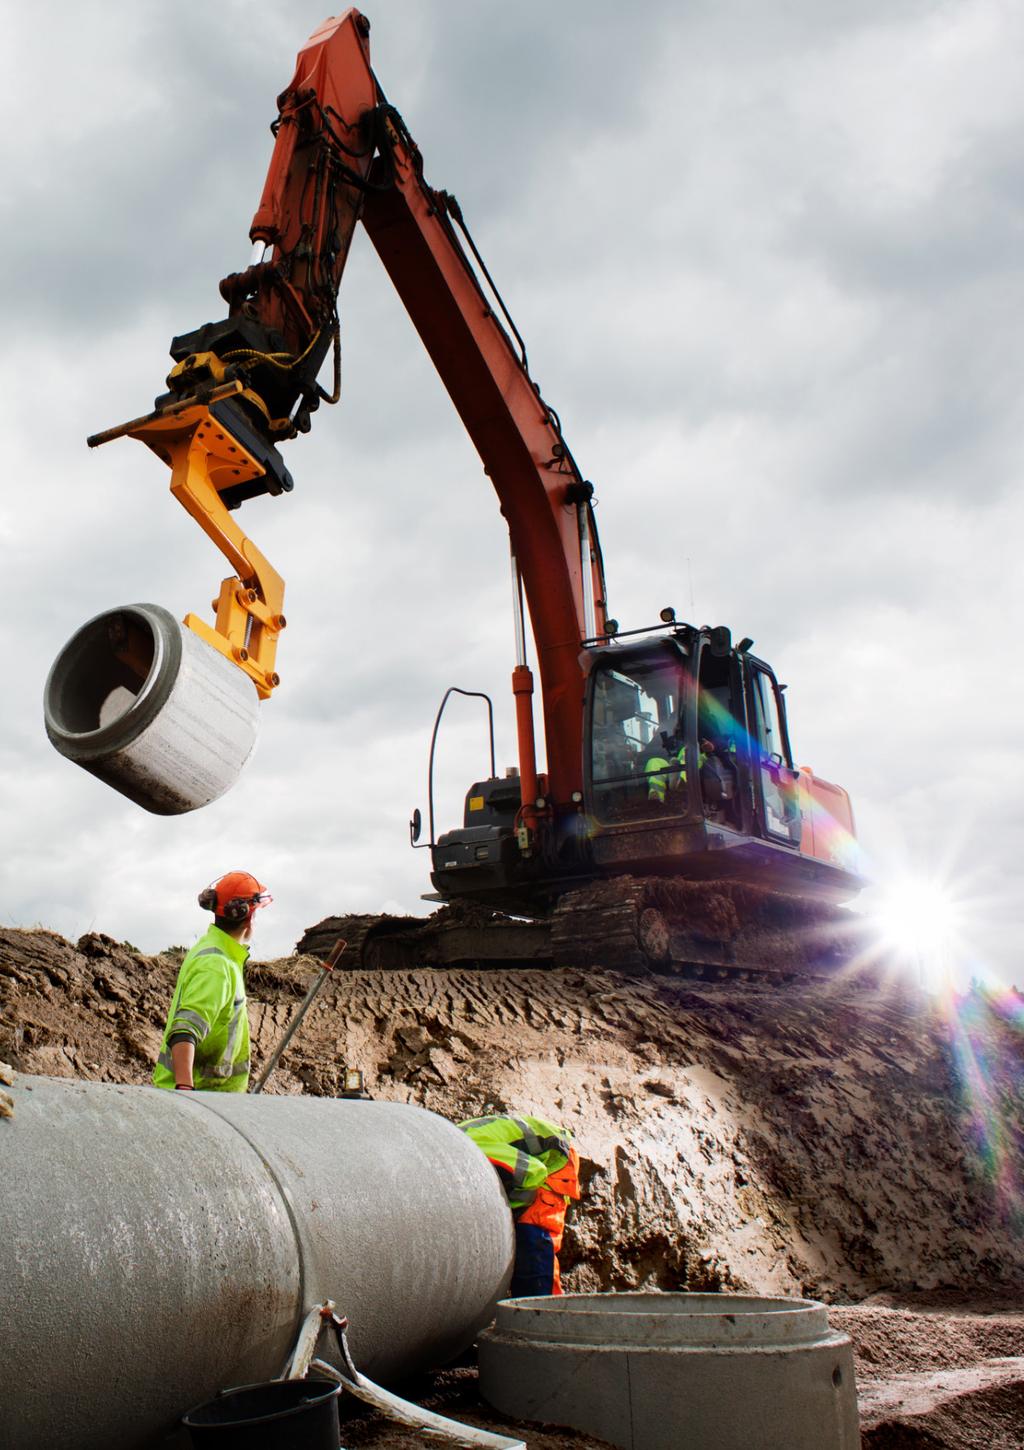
{"left": 3, "top": 923, "right": 1024, "bottom": 1447}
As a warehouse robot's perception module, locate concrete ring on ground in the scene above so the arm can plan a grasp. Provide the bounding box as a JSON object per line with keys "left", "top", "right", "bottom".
{"left": 44, "top": 602, "right": 261, "bottom": 814}
{"left": 479, "top": 1291, "right": 859, "bottom": 1450}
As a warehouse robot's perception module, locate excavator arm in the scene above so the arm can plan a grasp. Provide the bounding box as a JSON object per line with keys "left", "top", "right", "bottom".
{"left": 87, "top": 7, "right": 606, "bottom": 809}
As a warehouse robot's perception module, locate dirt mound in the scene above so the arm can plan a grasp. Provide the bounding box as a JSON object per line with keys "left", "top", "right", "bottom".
{"left": 3, "top": 923, "right": 1023, "bottom": 1301}
{"left": 833, "top": 1302, "right": 1024, "bottom": 1448}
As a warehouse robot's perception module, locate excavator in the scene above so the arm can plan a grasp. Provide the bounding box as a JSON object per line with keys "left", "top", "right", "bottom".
{"left": 52, "top": 10, "right": 864, "bottom": 976}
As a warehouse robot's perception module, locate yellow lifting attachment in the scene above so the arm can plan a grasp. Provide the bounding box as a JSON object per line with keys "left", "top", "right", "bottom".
{"left": 87, "top": 379, "right": 286, "bottom": 700}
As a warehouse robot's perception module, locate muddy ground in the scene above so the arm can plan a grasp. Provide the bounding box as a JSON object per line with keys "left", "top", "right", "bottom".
{"left": 2, "top": 923, "right": 1024, "bottom": 1446}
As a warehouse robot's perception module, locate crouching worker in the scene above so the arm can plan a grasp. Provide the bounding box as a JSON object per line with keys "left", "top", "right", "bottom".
{"left": 153, "top": 871, "right": 271, "bottom": 1093}
{"left": 459, "top": 1113, "right": 581, "bottom": 1296}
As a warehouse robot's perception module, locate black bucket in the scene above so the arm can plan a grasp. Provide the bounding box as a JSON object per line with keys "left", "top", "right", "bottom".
{"left": 182, "top": 1377, "right": 341, "bottom": 1450}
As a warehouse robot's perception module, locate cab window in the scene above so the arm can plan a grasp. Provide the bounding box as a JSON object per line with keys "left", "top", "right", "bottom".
{"left": 750, "top": 669, "right": 801, "bottom": 843}
{"left": 590, "top": 659, "right": 688, "bottom": 822}
{"left": 696, "top": 645, "right": 743, "bottom": 825}
{"left": 751, "top": 670, "right": 787, "bottom": 764}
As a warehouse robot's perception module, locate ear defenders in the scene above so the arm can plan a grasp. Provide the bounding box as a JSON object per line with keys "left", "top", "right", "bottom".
{"left": 197, "top": 885, "right": 219, "bottom": 913}
{"left": 198, "top": 874, "right": 271, "bottom": 921}
{"left": 197, "top": 886, "right": 253, "bottom": 922}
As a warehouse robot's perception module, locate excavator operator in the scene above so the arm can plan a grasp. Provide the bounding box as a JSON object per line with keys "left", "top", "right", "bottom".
{"left": 645, "top": 721, "right": 740, "bottom": 823}
{"left": 644, "top": 724, "right": 690, "bottom": 806}
{"left": 459, "top": 1113, "right": 581, "bottom": 1296}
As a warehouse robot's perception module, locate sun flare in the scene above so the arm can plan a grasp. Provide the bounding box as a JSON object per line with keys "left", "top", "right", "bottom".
{"left": 870, "top": 876, "right": 964, "bottom": 987}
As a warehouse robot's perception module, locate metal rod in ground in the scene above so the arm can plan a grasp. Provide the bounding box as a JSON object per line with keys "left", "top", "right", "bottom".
{"left": 251, "top": 936, "right": 347, "bottom": 1093}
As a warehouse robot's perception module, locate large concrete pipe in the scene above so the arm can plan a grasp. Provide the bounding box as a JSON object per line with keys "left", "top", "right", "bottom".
{"left": 44, "top": 603, "right": 261, "bottom": 814}
{"left": 0, "top": 1075, "right": 513, "bottom": 1450}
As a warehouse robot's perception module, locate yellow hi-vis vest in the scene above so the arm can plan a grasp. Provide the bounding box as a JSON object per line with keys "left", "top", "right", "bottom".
{"left": 646, "top": 742, "right": 731, "bottom": 802}
{"left": 153, "top": 925, "right": 251, "bottom": 1092}
{"left": 645, "top": 747, "right": 686, "bottom": 802}
{"left": 459, "top": 1114, "right": 573, "bottom": 1211}
{"left": 646, "top": 745, "right": 710, "bottom": 802}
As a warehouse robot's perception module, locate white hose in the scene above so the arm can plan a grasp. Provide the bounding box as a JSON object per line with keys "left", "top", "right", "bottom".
{"left": 310, "top": 1357, "right": 526, "bottom": 1450}
{"left": 286, "top": 1302, "right": 526, "bottom": 1450}
{"left": 286, "top": 1304, "right": 328, "bottom": 1380}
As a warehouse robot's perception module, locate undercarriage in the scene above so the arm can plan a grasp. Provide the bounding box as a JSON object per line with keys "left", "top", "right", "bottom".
{"left": 296, "top": 875, "right": 867, "bottom": 981}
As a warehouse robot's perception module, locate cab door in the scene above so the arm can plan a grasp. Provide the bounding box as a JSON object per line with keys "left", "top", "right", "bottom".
{"left": 747, "top": 664, "right": 802, "bottom": 846}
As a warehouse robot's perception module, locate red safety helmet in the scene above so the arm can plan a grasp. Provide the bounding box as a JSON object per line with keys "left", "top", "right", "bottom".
{"left": 198, "top": 871, "right": 272, "bottom": 922}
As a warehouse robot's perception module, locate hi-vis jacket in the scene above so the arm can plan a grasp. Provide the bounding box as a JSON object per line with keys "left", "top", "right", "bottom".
{"left": 153, "top": 925, "right": 251, "bottom": 1092}
{"left": 459, "top": 1114, "right": 580, "bottom": 1212}
{"left": 645, "top": 745, "right": 695, "bottom": 803}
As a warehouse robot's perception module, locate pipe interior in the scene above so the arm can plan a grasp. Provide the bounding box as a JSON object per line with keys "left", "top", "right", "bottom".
{"left": 51, "top": 612, "right": 155, "bottom": 735}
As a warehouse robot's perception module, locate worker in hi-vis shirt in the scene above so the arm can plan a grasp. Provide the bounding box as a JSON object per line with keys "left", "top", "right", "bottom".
{"left": 153, "top": 871, "right": 271, "bottom": 1093}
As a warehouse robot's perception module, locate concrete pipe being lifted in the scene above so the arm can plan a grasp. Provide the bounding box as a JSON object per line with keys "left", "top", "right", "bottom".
{"left": 44, "top": 603, "right": 261, "bottom": 814}
{"left": 0, "top": 1075, "right": 514, "bottom": 1450}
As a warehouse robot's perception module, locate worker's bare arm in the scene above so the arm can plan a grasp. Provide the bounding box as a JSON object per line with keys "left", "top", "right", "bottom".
{"left": 170, "top": 1039, "right": 195, "bottom": 1089}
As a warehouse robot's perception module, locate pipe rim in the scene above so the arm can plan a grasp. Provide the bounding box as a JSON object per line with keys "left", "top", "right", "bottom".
{"left": 44, "top": 602, "right": 182, "bottom": 760}
{"left": 493, "top": 1292, "right": 837, "bottom": 1348}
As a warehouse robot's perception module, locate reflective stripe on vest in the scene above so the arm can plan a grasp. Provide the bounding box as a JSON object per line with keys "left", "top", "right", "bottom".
{"left": 207, "top": 1057, "right": 250, "bottom": 1081}
{"left": 213, "top": 997, "right": 246, "bottom": 1077}
{"left": 169, "top": 1006, "right": 211, "bottom": 1042}
{"left": 510, "top": 1117, "right": 543, "bottom": 1157}
{"left": 646, "top": 752, "right": 685, "bottom": 801}
{"left": 157, "top": 1048, "right": 250, "bottom": 1082}
{"left": 164, "top": 946, "right": 225, "bottom": 1042}
{"left": 510, "top": 1149, "right": 531, "bottom": 1188}
{"left": 510, "top": 1117, "right": 571, "bottom": 1163}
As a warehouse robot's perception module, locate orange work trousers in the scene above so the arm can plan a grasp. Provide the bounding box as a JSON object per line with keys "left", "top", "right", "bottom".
{"left": 514, "top": 1150, "right": 580, "bottom": 1296}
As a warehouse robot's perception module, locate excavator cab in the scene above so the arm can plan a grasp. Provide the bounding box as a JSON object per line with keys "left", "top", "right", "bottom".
{"left": 581, "top": 624, "right": 850, "bottom": 898}
{"left": 430, "top": 622, "right": 858, "bottom": 917}
{"left": 586, "top": 627, "right": 758, "bottom": 831}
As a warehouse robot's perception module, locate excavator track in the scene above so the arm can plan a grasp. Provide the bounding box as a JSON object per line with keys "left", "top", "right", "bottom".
{"left": 548, "top": 876, "right": 860, "bottom": 980}
{"left": 298, "top": 877, "right": 863, "bottom": 980}
{"left": 295, "top": 903, "right": 551, "bottom": 970}
{"left": 295, "top": 913, "right": 426, "bottom": 969}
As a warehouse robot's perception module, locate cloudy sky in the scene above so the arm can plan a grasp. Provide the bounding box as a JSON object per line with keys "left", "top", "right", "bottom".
{"left": 2, "top": 0, "right": 1021, "bottom": 982}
